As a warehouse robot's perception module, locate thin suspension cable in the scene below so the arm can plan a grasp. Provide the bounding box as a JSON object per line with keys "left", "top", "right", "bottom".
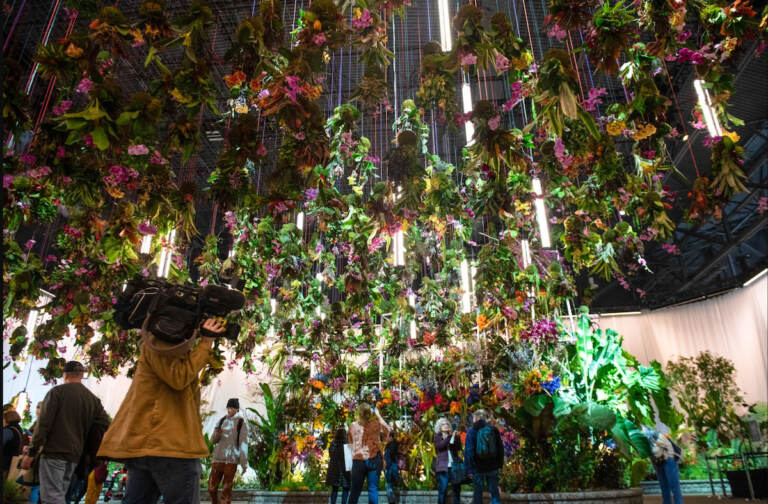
{"left": 662, "top": 59, "right": 700, "bottom": 177}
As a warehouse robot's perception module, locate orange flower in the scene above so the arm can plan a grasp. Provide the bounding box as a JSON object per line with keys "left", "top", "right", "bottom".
{"left": 449, "top": 401, "right": 461, "bottom": 415}
{"left": 89, "top": 19, "right": 100, "bottom": 30}
{"left": 313, "top": 20, "right": 323, "bottom": 31}
{"left": 224, "top": 70, "right": 246, "bottom": 88}
{"left": 476, "top": 313, "right": 491, "bottom": 331}
{"left": 65, "top": 43, "right": 83, "bottom": 58}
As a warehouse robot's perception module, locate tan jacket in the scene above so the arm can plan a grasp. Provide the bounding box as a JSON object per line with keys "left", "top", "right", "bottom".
{"left": 97, "top": 335, "right": 213, "bottom": 460}
{"left": 348, "top": 417, "right": 390, "bottom": 461}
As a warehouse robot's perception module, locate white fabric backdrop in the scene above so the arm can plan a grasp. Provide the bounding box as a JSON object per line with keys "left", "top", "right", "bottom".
{"left": 5, "top": 275, "right": 766, "bottom": 426}
{"left": 598, "top": 274, "right": 768, "bottom": 405}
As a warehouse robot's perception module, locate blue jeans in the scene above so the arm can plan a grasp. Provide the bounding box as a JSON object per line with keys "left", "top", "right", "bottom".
{"left": 331, "top": 485, "right": 351, "bottom": 504}
{"left": 349, "top": 455, "right": 382, "bottom": 504}
{"left": 123, "top": 456, "right": 201, "bottom": 504}
{"left": 471, "top": 469, "right": 500, "bottom": 504}
{"left": 655, "top": 458, "right": 683, "bottom": 504}
{"left": 437, "top": 469, "right": 463, "bottom": 504}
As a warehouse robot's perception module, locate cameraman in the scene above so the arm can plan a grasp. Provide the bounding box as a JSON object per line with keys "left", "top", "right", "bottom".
{"left": 97, "top": 318, "right": 224, "bottom": 504}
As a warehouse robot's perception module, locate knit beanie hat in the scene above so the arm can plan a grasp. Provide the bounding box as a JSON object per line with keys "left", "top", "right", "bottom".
{"left": 226, "top": 398, "right": 240, "bottom": 410}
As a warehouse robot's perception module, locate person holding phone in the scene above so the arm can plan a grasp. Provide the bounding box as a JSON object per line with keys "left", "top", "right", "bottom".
{"left": 347, "top": 403, "right": 390, "bottom": 504}
{"left": 434, "top": 418, "right": 464, "bottom": 504}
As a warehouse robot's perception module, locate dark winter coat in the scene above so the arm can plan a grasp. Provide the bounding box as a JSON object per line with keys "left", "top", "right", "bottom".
{"left": 434, "top": 432, "right": 463, "bottom": 473}
{"left": 2, "top": 422, "right": 23, "bottom": 471}
{"left": 325, "top": 439, "right": 351, "bottom": 487}
{"left": 464, "top": 420, "right": 504, "bottom": 474}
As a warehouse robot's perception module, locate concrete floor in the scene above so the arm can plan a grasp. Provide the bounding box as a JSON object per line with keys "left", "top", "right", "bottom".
{"left": 644, "top": 497, "right": 768, "bottom": 503}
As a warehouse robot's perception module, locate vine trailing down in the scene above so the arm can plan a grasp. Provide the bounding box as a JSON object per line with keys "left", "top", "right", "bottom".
{"left": 2, "top": 0, "right": 765, "bottom": 491}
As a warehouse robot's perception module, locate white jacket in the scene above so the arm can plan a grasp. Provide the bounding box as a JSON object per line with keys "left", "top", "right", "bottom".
{"left": 211, "top": 414, "right": 248, "bottom": 466}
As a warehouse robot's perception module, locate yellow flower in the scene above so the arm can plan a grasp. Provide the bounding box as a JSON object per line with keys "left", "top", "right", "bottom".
{"left": 631, "top": 123, "right": 657, "bottom": 141}
{"left": 234, "top": 102, "right": 249, "bottom": 114}
{"left": 145, "top": 25, "right": 160, "bottom": 38}
{"left": 606, "top": 120, "right": 626, "bottom": 136}
{"left": 723, "top": 130, "right": 740, "bottom": 143}
{"left": 129, "top": 28, "right": 145, "bottom": 45}
{"left": 170, "top": 88, "right": 190, "bottom": 104}
{"left": 514, "top": 200, "right": 532, "bottom": 215}
{"left": 511, "top": 52, "right": 533, "bottom": 70}
{"left": 354, "top": 8, "right": 361, "bottom": 18}
{"left": 65, "top": 43, "right": 83, "bottom": 59}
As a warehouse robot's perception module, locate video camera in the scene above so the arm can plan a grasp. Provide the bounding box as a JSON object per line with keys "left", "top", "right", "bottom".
{"left": 114, "top": 275, "right": 246, "bottom": 343}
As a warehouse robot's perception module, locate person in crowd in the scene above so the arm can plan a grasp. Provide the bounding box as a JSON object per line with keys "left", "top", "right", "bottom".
{"left": 643, "top": 427, "right": 683, "bottom": 504}
{"left": 21, "top": 361, "right": 110, "bottom": 504}
{"left": 434, "top": 417, "right": 464, "bottom": 504}
{"left": 209, "top": 398, "right": 249, "bottom": 504}
{"left": 26, "top": 402, "right": 44, "bottom": 503}
{"left": 384, "top": 429, "right": 402, "bottom": 504}
{"left": 464, "top": 410, "right": 504, "bottom": 504}
{"left": 326, "top": 427, "right": 351, "bottom": 504}
{"left": 347, "top": 403, "right": 391, "bottom": 504}
{"left": 96, "top": 318, "right": 223, "bottom": 504}
{"left": 3, "top": 408, "right": 24, "bottom": 480}
{"left": 83, "top": 460, "right": 108, "bottom": 504}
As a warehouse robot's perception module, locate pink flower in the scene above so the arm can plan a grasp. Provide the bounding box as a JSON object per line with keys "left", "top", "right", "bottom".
{"left": 368, "top": 237, "right": 384, "bottom": 253}
{"left": 583, "top": 87, "right": 607, "bottom": 112}
{"left": 661, "top": 243, "right": 680, "bottom": 255}
{"left": 460, "top": 51, "right": 477, "bottom": 66}
{"left": 24, "top": 239, "right": 36, "bottom": 251}
{"left": 454, "top": 111, "right": 472, "bottom": 127}
{"left": 3, "top": 174, "right": 14, "bottom": 188}
{"left": 547, "top": 23, "right": 567, "bottom": 41}
{"left": 52, "top": 100, "right": 72, "bottom": 116}
{"left": 256, "top": 143, "right": 268, "bottom": 156}
{"left": 702, "top": 135, "right": 722, "bottom": 148}
{"left": 488, "top": 115, "right": 501, "bottom": 131}
{"left": 20, "top": 153, "right": 36, "bottom": 164}
{"left": 352, "top": 8, "right": 373, "bottom": 30}
{"left": 56, "top": 146, "right": 67, "bottom": 158}
{"left": 127, "top": 144, "right": 149, "bottom": 156}
{"left": 758, "top": 197, "right": 768, "bottom": 214}
{"left": 495, "top": 52, "right": 510, "bottom": 73}
{"left": 83, "top": 134, "right": 94, "bottom": 148}
{"left": 677, "top": 29, "right": 692, "bottom": 43}
{"left": 76, "top": 77, "right": 94, "bottom": 94}
{"left": 312, "top": 32, "right": 327, "bottom": 46}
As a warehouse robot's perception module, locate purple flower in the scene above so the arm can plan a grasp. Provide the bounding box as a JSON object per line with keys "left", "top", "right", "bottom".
{"left": 369, "top": 236, "right": 384, "bottom": 253}
{"left": 24, "top": 239, "right": 36, "bottom": 251}
{"left": 3, "top": 174, "right": 14, "bottom": 188}
{"left": 677, "top": 30, "right": 692, "bottom": 43}
{"left": 583, "top": 87, "right": 607, "bottom": 112}
{"left": 301, "top": 188, "right": 318, "bottom": 203}
{"left": 52, "top": 100, "right": 72, "bottom": 116}
{"left": 547, "top": 24, "right": 567, "bottom": 41}
{"left": 20, "top": 153, "right": 36, "bottom": 165}
{"left": 661, "top": 243, "right": 680, "bottom": 255}
{"left": 76, "top": 78, "right": 94, "bottom": 94}
{"left": 138, "top": 222, "right": 157, "bottom": 235}
{"left": 224, "top": 211, "right": 237, "bottom": 231}
{"left": 465, "top": 207, "right": 475, "bottom": 218}
{"left": 127, "top": 144, "right": 149, "bottom": 156}
{"left": 56, "top": 146, "right": 67, "bottom": 158}
{"left": 702, "top": 135, "right": 722, "bottom": 148}
{"left": 352, "top": 8, "right": 373, "bottom": 30}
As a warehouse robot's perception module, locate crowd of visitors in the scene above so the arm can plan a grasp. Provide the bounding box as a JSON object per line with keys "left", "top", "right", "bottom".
{"left": 3, "top": 315, "right": 683, "bottom": 504}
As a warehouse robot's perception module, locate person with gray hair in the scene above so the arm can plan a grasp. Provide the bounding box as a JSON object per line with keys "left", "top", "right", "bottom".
{"left": 464, "top": 409, "right": 504, "bottom": 504}
{"left": 21, "top": 361, "right": 110, "bottom": 504}
{"left": 434, "top": 417, "right": 464, "bottom": 504}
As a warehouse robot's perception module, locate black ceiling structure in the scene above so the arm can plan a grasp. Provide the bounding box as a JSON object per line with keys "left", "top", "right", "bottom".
{"left": 3, "top": 0, "right": 767, "bottom": 312}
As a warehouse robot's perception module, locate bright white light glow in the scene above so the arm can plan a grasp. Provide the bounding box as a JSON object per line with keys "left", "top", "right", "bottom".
{"left": 157, "top": 229, "right": 177, "bottom": 278}
{"left": 693, "top": 79, "right": 723, "bottom": 137}
{"left": 532, "top": 178, "right": 551, "bottom": 248}
{"left": 296, "top": 212, "right": 305, "bottom": 231}
{"left": 460, "top": 259, "right": 472, "bottom": 313}
{"left": 462, "top": 83, "right": 474, "bottom": 145}
{"left": 25, "top": 310, "right": 40, "bottom": 339}
{"left": 140, "top": 235, "right": 152, "bottom": 254}
{"left": 228, "top": 246, "right": 236, "bottom": 259}
{"left": 12, "top": 391, "right": 29, "bottom": 415}
{"left": 744, "top": 268, "right": 767, "bottom": 287}
{"left": 393, "top": 230, "right": 405, "bottom": 266}
{"left": 437, "top": 0, "right": 452, "bottom": 51}
{"left": 599, "top": 311, "right": 642, "bottom": 317}
{"left": 521, "top": 239, "right": 532, "bottom": 268}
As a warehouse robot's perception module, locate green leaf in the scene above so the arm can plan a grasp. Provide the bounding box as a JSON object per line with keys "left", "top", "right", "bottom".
{"left": 552, "top": 395, "right": 572, "bottom": 417}
{"left": 611, "top": 417, "right": 651, "bottom": 457}
{"left": 116, "top": 111, "right": 140, "bottom": 126}
{"left": 90, "top": 127, "right": 109, "bottom": 150}
{"left": 523, "top": 394, "right": 549, "bottom": 417}
{"left": 579, "top": 402, "right": 617, "bottom": 430}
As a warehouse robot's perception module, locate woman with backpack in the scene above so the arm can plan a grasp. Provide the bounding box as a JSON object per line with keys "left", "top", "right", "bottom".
{"left": 434, "top": 418, "right": 464, "bottom": 504}
{"left": 464, "top": 410, "right": 504, "bottom": 504}
{"left": 208, "top": 398, "right": 249, "bottom": 504}
{"left": 347, "top": 403, "right": 391, "bottom": 504}
{"left": 326, "top": 427, "right": 351, "bottom": 504}
{"left": 2, "top": 408, "right": 24, "bottom": 481}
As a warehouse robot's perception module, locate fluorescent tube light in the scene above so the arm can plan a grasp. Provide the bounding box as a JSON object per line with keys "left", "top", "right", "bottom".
{"left": 296, "top": 212, "right": 304, "bottom": 231}
{"left": 140, "top": 235, "right": 152, "bottom": 254}
{"left": 599, "top": 311, "right": 642, "bottom": 317}
{"left": 521, "top": 239, "right": 532, "bottom": 268}
{"left": 158, "top": 229, "right": 177, "bottom": 278}
{"left": 693, "top": 79, "right": 723, "bottom": 137}
{"left": 532, "top": 178, "right": 551, "bottom": 248}
{"left": 460, "top": 259, "right": 472, "bottom": 313}
{"left": 438, "top": 0, "right": 452, "bottom": 51}
{"left": 462, "top": 83, "right": 474, "bottom": 145}
{"left": 744, "top": 268, "right": 767, "bottom": 287}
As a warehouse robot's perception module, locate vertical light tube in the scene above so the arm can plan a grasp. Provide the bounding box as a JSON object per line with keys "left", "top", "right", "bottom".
{"left": 296, "top": 212, "right": 305, "bottom": 231}
{"left": 140, "top": 235, "right": 152, "bottom": 254}
{"left": 438, "top": 0, "right": 452, "bottom": 51}
{"left": 693, "top": 79, "right": 723, "bottom": 137}
{"left": 158, "top": 229, "right": 177, "bottom": 278}
{"left": 460, "top": 259, "right": 472, "bottom": 313}
{"left": 25, "top": 309, "right": 39, "bottom": 338}
{"left": 462, "top": 83, "right": 474, "bottom": 145}
{"left": 532, "top": 179, "right": 551, "bottom": 248}
{"left": 521, "top": 239, "right": 532, "bottom": 268}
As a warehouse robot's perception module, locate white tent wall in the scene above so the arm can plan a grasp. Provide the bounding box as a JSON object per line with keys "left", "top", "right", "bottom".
{"left": 598, "top": 274, "right": 768, "bottom": 405}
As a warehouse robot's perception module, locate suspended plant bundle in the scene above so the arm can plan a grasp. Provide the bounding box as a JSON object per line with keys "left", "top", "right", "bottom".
{"left": 452, "top": 4, "right": 495, "bottom": 70}
{"left": 545, "top": 0, "right": 599, "bottom": 31}
{"left": 489, "top": 13, "right": 534, "bottom": 76}
{"left": 352, "top": 6, "right": 395, "bottom": 69}
{"left": 350, "top": 64, "right": 390, "bottom": 112}
{"left": 584, "top": 0, "right": 640, "bottom": 75}
{"left": 638, "top": 0, "right": 687, "bottom": 56}
{"left": 416, "top": 41, "right": 460, "bottom": 128}
{"left": 709, "top": 134, "right": 747, "bottom": 199}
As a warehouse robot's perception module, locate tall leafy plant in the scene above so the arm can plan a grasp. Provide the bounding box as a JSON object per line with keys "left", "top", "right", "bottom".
{"left": 247, "top": 383, "right": 288, "bottom": 488}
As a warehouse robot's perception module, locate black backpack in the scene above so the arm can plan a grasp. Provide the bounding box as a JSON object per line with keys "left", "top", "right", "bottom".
{"left": 217, "top": 416, "right": 245, "bottom": 444}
